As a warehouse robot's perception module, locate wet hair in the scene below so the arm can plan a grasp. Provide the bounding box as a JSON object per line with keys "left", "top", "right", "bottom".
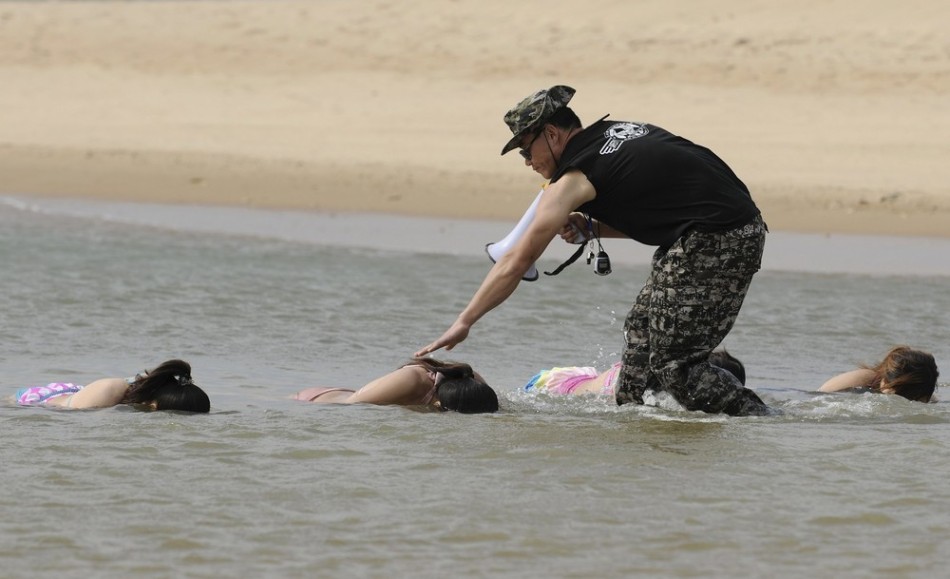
{"left": 861, "top": 346, "right": 939, "bottom": 403}
{"left": 709, "top": 349, "right": 746, "bottom": 385}
{"left": 121, "top": 359, "right": 211, "bottom": 413}
{"left": 403, "top": 358, "right": 499, "bottom": 414}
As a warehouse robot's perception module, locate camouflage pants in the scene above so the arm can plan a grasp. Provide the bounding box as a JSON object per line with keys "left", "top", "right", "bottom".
{"left": 615, "top": 214, "right": 768, "bottom": 416}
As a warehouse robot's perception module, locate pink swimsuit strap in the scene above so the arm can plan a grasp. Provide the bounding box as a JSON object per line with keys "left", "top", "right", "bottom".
{"left": 420, "top": 370, "right": 440, "bottom": 405}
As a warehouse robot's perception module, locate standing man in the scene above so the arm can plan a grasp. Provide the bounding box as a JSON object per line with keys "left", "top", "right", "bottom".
{"left": 415, "top": 85, "right": 769, "bottom": 416}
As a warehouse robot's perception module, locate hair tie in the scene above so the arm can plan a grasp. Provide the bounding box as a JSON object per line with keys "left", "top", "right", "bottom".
{"left": 176, "top": 375, "right": 194, "bottom": 387}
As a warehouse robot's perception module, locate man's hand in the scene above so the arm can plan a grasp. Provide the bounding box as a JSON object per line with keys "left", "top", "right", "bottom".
{"left": 415, "top": 174, "right": 596, "bottom": 359}
{"left": 414, "top": 319, "right": 471, "bottom": 357}
{"left": 558, "top": 212, "right": 588, "bottom": 244}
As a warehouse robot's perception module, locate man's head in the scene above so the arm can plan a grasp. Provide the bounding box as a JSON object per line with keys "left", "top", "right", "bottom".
{"left": 501, "top": 85, "right": 576, "bottom": 156}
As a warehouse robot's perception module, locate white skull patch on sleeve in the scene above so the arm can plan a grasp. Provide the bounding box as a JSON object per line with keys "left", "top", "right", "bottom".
{"left": 599, "top": 122, "right": 649, "bottom": 155}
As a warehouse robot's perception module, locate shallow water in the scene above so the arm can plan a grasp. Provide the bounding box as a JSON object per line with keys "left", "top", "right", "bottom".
{"left": 1, "top": 197, "right": 949, "bottom": 578}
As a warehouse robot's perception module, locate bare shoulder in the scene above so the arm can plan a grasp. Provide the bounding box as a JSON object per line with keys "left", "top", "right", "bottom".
{"left": 391, "top": 365, "right": 430, "bottom": 381}
{"left": 67, "top": 377, "right": 130, "bottom": 409}
{"left": 347, "top": 365, "right": 432, "bottom": 405}
{"left": 819, "top": 369, "right": 875, "bottom": 393}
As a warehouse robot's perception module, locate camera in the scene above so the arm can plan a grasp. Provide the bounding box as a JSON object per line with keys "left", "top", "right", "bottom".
{"left": 593, "top": 250, "right": 611, "bottom": 276}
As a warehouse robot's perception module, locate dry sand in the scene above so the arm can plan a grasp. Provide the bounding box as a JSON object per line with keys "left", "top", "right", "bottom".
{"left": 0, "top": 0, "right": 947, "bottom": 237}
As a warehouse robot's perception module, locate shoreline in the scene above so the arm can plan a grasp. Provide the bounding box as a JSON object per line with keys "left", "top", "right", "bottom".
{"left": 5, "top": 194, "right": 950, "bottom": 278}
{"left": 2, "top": 144, "right": 949, "bottom": 240}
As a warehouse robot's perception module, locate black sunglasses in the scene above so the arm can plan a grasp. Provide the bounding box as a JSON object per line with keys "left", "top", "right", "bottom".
{"left": 519, "top": 130, "right": 544, "bottom": 161}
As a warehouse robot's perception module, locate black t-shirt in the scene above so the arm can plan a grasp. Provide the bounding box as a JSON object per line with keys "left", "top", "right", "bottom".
{"left": 550, "top": 119, "right": 760, "bottom": 248}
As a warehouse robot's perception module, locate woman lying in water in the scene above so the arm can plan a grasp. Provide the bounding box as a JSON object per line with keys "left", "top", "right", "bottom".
{"left": 524, "top": 349, "right": 746, "bottom": 397}
{"left": 818, "top": 346, "right": 939, "bottom": 403}
{"left": 15, "top": 359, "right": 210, "bottom": 412}
{"left": 293, "top": 358, "right": 499, "bottom": 414}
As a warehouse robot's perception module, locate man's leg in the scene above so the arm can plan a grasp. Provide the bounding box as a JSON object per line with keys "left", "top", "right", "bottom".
{"left": 647, "top": 216, "right": 768, "bottom": 416}
{"left": 616, "top": 249, "right": 664, "bottom": 405}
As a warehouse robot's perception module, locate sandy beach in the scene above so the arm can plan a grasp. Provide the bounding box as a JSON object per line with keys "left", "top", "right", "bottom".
{"left": 0, "top": 0, "right": 947, "bottom": 237}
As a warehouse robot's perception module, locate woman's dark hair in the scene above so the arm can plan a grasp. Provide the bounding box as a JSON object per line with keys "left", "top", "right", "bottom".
{"left": 709, "top": 349, "right": 746, "bottom": 385}
{"left": 121, "top": 359, "right": 211, "bottom": 413}
{"left": 862, "top": 346, "right": 939, "bottom": 403}
{"left": 403, "top": 358, "right": 499, "bottom": 414}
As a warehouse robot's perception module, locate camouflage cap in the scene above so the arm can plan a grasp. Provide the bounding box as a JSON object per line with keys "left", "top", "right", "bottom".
{"left": 500, "top": 85, "right": 576, "bottom": 155}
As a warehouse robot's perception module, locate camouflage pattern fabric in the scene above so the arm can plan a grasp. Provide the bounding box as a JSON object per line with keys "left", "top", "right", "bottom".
{"left": 500, "top": 85, "right": 576, "bottom": 155}
{"left": 615, "top": 214, "right": 769, "bottom": 416}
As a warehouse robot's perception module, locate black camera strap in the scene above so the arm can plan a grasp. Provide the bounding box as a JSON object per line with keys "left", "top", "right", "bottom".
{"left": 543, "top": 243, "right": 586, "bottom": 277}
{"left": 544, "top": 214, "right": 611, "bottom": 277}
